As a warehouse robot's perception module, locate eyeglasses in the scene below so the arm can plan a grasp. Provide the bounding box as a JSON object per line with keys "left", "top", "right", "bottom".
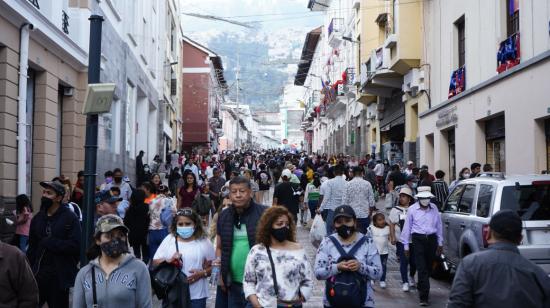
{"left": 176, "top": 208, "right": 194, "bottom": 216}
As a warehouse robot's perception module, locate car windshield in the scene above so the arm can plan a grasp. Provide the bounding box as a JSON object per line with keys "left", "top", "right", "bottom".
{"left": 500, "top": 183, "right": 550, "bottom": 221}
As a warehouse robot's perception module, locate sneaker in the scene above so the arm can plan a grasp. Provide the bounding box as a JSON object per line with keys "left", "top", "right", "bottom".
{"left": 402, "top": 283, "right": 410, "bottom": 292}
{"left": 380, "top": 281, "right": 387, "bottom": 289}
{"left": 409, "top": 276, "right": 416, "bottom": 287}
{"left": 419, "top": 301, "right": 430, "bottom": 306}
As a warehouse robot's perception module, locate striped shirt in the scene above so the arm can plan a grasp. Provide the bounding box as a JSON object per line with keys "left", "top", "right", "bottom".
{"left": 432, "top": 180, "right": 449, "bottom": 207}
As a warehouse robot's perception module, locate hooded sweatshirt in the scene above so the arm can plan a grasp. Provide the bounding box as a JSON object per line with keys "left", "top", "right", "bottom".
{"left": 72, "top": 254, "right": 152, "bottom": 308}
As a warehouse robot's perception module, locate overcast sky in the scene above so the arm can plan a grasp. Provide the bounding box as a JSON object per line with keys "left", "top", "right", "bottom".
{"left": 180, "top": 0, "right": 324, "bottom": 33}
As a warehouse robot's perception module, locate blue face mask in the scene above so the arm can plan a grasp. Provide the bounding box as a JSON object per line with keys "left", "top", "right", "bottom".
{"left": 177, "top": 226, "right": 194, "bottom": 239}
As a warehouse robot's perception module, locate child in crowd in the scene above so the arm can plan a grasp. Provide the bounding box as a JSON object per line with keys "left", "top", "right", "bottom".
{"left": 369, "top": 212, "right": 391, "bottom": 289}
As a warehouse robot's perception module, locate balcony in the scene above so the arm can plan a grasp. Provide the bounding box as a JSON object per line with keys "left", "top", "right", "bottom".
{"left": 385, "top": 1, "right": 422, "bottom": 75}
{"left": 361, "top": 46, "right": 403, "bottom": 100}
{"left": 448, "top": 66, "right": 465, "bottom": 98}
{"left": 307, "top": 0, "right": 331, "bottom": 11}
{"left": 497, "top": 32, "right": 520, "bottom": 74}
{"left": 328, "top": 18, "right": 344, "bottom": 47}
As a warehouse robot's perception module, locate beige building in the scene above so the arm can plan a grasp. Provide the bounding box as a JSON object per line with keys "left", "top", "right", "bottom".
{"left": 1, "top": 0, "right": 89, "bottom": 209}
{"left": 419, "top": 0, "right": 550, "bottom": 180}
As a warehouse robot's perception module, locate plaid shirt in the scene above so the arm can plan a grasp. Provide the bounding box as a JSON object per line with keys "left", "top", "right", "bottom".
{"left": 342, "top": 177, "right": 376, "bottom": 218}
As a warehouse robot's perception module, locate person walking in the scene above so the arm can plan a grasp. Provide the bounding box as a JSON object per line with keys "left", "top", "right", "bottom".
{"left": 184, "top": 157, "right": 200, "bottom": 183}
{"left": 27, "top": 181, "right": 81, "bottom": 308}
{"left": 209, "top": 168, "right": 227, "bottom": 211}
{"left": 319, "top": 164, "right": 347, "bottom": 235}
{"left": 255, "top": 163, "right": 272, "bottom": 206}
{"left": 72, "top": 215, "right": 152, "bottom": 308}
{"left": 153, "top": 208, "right": 215, "bottom": 308}
{"left": 400, "top": 186, "right": 443, "bottom": 306}
{"left": 369, "top": 212, "right": 390, "bottom": 289}
{"left": 303, "top": 173, "right": 322, "bottom": 220}
{"left": 448, "top": 210, "right": 550, "bottom": 307}
{"left": 388, "top": 187, "right": 416, "bottom": 292}
{"left": 136, "top": 150, "right": 145, "bottom": 187}
{"left": 147, "top": 184, "right": 176, "bottom": 264}
{"left": 273, "top": 169, "right": 302, "bottom": 223}
{"left": 110, "top": 168, "right": 133, "bottom": 201}
{"left": 431, "top": 170, "right": 449, "bottom": 209}
{"left": 243, "top": 206, "right": 313, "bottom": 308}
{"left": 342, "top": 166, "right": 376, "bottom": 234}
{"left": 123, "top": 189, "right": 150, "bottom": 264}
{"left": 215, "top": 176, "right": 268, "bottom": 308}
{"left": 12, "top": 194, "right": 33, "bottom": 252}
{"left": 314, "top": 205, "right": 382, "bottom": 308}
{"left": 373, "top": 160, "right": 385, "bottom": 197}
{"left": 178, "top": 171, "right": 200, "bottom": 209}
{"left": 0, "top": 239, "right": 39, "bottom": 307}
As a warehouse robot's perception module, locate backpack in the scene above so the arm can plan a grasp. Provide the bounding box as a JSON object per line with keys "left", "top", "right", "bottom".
{"left": 192, "top": 195, "right": 211, "bottom": 216}
{"left": 325, "top": 235, "right": 368, "bottom": 308}
{"left": 394, "top": 207, "right": 407, "bottom": 231}
{"left": 66, "top": 202, "right": 83, "bottom": 222}
{"left": 260, "top": 172, "right": 269, "bottom": 185}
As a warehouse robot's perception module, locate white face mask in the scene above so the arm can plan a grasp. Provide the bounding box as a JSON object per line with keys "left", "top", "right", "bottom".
{"left": 419, "top": 199, "right": 430, "bottom": 207}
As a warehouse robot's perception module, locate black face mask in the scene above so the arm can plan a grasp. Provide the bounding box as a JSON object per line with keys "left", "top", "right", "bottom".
{"left": 336, "top": 224, "right": 355, "bottom": 239}
{"left": 41, "top": 197, "right": 54, "bottom": 211}
{"left": 100, "top": 237, "right": 129, "bottom": 258}
{"left": 271, "top": 226, "right": 290, "bottom": 242}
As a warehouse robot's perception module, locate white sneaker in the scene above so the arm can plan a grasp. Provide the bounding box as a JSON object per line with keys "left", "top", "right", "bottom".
{"left": 402, "top": 283, "right": 410, "bottom": 292}
{"left": 409, "top": 276, "right": 416, "bottom": 287}
{"left": 380, "top": 281, "right": 387, "bottom": 289}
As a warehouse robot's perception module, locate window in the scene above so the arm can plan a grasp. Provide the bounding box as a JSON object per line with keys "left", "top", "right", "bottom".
{"left": 476, "top": 184, "right": 494, "bottom": 217}
{"left": 507, "top": 0, "right": 520, "bottom": 36}
{"left": 458, "top": 184, "right": 476, "bottom": 214}
{"left": 445, "top": 185, "right": 465, "bottom": 212}
{"left": 501, "top": 184, "right": 550, "bottom": 221}
{"left": 485, "top": 115, "right": 506, "bottom": 172}
{"left": 448, "top": 129, "right": 456, "bottom": 181}
{"left": 455, "top": 16, "right": 465, "bottom": 67}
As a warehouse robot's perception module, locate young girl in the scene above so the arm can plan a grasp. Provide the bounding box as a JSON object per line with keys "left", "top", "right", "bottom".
{"left": 13, "top": 194, "right": 32, "bottom": 252}
{"left": 369, "top": 212, "right": 391, "bottom": 289}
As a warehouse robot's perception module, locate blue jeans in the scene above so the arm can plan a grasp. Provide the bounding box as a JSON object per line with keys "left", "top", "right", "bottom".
{"left": 325, "top": 209, "right": 335, "bottom": 235}
{"left": 380, "top": 254, "right": 388, "bottom": 281}
{"left": 148, "top": 228, "right": 168, "bottom": 261}
{"left": 215, "top": 283, "right": 247, "bottom": 308}
{"left": 19, "top": 235, "right": 29, "bottom": 253}
{"left": 190, "top": 298, "right": 207, "bottom": 308}
{"left": 396, "top": 241, "right": 416, "bottom": 283}
{"left": 356, "top": 218, "right": 370, "bottom": 235}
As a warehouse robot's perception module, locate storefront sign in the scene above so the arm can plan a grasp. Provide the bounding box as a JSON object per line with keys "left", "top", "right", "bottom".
{"left": 436, "top": 106, "right": 458, "bottom": 128}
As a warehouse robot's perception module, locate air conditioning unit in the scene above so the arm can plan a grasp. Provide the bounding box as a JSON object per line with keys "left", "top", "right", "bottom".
{"left": 63, "top": 87, "right": 74, "bottom": 97}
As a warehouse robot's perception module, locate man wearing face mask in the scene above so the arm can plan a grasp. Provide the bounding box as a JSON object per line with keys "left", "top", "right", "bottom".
{"left": 108, "top": 168, "right": 133, "bottom": 201}
{"left": 215, "top": 176, "right": 268, "bottom": 308}
{"left": 400, "top": 186, "right": 443, "bottom": 306}
{"left": 27, "top": 181, "right": 81, "bottom": 308}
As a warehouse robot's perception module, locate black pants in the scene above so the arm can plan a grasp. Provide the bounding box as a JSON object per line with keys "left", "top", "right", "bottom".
{"left": 37, "top": 276, "right": 69, "bottom": 308}
{"left": 412, "top": 233, "right": 438, "bottom": 302}
{"left": 131, "top": 239, "right": 149, "bottom": 264}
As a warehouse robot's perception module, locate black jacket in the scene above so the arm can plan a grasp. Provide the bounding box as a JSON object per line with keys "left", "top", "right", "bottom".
{"left": 124, "top": 203, "right": 150, "bottom": 245}
{"left": 27, "top": 205, "right": 81, "bottom": 289}
{"left": 216, "top": 200, "right": 267, "bottom": 285}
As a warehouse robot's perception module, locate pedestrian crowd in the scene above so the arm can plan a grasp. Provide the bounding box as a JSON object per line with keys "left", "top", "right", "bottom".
{"left": 1, "top": 149, "right": 549, "bottom": 308}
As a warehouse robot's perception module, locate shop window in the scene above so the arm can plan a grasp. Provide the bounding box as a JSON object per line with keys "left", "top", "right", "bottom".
{"left": 485, "top": 115, "right": 506, "bottom": 172}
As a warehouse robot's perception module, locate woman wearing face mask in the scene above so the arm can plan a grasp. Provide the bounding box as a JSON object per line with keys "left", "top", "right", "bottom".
{"left": 243, "top": 206, "right": 313, "bottom": 308}
{"left": 153, "top": 209, "right": 215, "bottom": 308}
{"left": 73, "top": 214, "right": 152, "bottom": 308}
{"left": 448, "top": 167, "right": 470, "bottom": 193}
{"left": 314, "top": 205, "right": 382, "bottom": 308}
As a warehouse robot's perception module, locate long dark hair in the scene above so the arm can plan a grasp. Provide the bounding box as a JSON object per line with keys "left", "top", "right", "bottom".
{"left": 183, "top": 170, "right": 198, "bottom": 190}
{"left": 312, "top": 173, "right": 321, "bottom": 188}
{"left": 15, "top": 194, "right": 32, "bottom": 214}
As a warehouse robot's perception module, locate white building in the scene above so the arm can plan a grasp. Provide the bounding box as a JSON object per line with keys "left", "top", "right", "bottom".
{"left": 419, "top": 0, "right": 550, "bottom": 178}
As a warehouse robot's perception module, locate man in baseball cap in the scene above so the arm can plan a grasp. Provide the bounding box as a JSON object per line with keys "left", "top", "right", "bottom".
{"left": 95, "top": 190, "right": 122, "bottom": 218}
{"left": 449, "top": 210, "right": 550, "bottom": 307}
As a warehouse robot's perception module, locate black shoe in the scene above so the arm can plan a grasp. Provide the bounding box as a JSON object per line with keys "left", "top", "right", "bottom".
{"left": 419, "top": 301, "right": 430, "bottom": 306}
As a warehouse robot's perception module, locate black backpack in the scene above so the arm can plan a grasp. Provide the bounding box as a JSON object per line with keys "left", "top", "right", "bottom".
{"left": 325, "top": 235, "right": 368, "bottom": 308}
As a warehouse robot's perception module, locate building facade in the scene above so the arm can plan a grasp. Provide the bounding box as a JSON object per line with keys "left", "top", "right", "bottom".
{"left": 0, "top": 0, "right": 89, "bottom": 209}
{"left": 419, "top": 0, "right": 550, "bottom": 179}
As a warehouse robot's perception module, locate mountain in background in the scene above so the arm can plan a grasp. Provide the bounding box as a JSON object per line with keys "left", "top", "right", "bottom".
{"left": 187, "top": 27, "right": 313, "bottom": 112}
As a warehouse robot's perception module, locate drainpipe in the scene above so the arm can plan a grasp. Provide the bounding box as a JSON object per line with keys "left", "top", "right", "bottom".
{"left": 17, "top": 23, "right": 33, "bottom": 195}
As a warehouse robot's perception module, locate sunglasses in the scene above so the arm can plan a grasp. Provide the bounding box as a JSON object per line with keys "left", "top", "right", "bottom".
{"left": 176, "top": 208, "right": 194, "bottom": 216}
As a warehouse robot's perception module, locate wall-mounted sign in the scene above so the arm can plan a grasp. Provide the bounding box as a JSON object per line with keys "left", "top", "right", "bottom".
{"left": 436, "top": 105, "right": 458, "bottom": 129}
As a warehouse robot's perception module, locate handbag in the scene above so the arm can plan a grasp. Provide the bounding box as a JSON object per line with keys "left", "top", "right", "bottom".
{"left": 151, "top": 236, "right": 184, "bottom": 299}
{"left": 266, "top": 247, "right": 303, "bottom": 308}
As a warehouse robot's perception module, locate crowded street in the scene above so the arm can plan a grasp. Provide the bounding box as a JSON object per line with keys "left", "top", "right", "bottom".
{"left": 2, "top": 0, "right": 550, "bottom": 308}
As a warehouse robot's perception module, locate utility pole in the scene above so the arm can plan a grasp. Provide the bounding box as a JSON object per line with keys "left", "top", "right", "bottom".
{"left": 235, "top": 53, "right": 240, "bottom": 149}
{"left": 81, "top": 14, "right": 104, "bottom": 265}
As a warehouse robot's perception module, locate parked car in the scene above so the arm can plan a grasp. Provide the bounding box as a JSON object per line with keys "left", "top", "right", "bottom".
{"left": 440, "top": 173, "right": 550, "bottom": 274}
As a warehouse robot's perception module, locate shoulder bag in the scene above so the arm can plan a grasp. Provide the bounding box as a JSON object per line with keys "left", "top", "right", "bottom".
{"left": 266, "top": 246, "right": 303, "bottom": 308}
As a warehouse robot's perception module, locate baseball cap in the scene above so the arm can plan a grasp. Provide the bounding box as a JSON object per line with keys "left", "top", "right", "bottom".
{"left": 333, "top": 205, "right": 356, "bottom": 223}
{"left": 489, "top": 210, "right": 523, "bottom": 240}
{"left": 95, "top": 190, "right": 122, "bottom": 205}
{"left": 416, "top": 186, "right": 435, "bottom": 199}
{"left": 281, "top": 169, "right": 292, "bottom": 178}
{"left": 94, "top": 214, "right": 128, "bottom": 236}
{"left": 40, "top": 181, "right": 66, "bottom": 196}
